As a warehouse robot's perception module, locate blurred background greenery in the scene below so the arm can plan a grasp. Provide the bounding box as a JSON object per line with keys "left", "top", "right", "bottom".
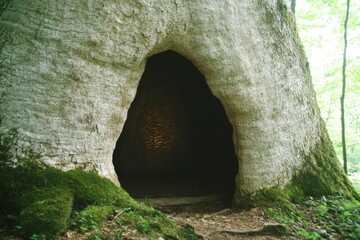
{"left": 296, "top": 0, "right": 360, "bottom": 192}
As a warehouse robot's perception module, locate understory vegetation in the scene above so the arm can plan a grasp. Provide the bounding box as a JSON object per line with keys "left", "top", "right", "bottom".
{"left": 0, "top": 138, "right": 199, "bottom": 239}
{"left": 267, "top": 195, "right": 360, "bottom": 240}
{"left": 239, "top": 185, "right": 359, "bottom": 239}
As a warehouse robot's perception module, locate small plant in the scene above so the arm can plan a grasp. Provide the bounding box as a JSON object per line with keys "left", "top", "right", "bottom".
{"left": 29, "top": 233, "right": 46, "bottom": 240}
{"left": 266, "top": 195, "right": 360, "bottom": 239}
{"left": 70, "top": 211, "right": 99, "bottom": 233}
{"left": 303, "top": 195, "right": 360, "bottom": 239}
{"left": 296, "top": 229, "right": 322, "bottom": 240}
{"left": 70, "top": 205, "right": 116, "bottom": 233}
{"left": 267, "top": 207, "right": 300, "bottom": 225}
{"left": 14, "top": 225, "right": 23, "bottom": 235}
{"left": 88, "top": 234, "right": 103, "bottom": 240}
{"left": 113, "top": 231, "right": 123, "bottom": 239}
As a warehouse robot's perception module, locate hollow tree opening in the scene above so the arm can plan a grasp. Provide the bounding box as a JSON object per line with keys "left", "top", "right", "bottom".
{"left": 113, "top": 51, "right": 238, "bottom": 199}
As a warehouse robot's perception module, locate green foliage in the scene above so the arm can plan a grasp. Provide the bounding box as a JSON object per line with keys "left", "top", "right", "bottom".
{"left": 267, "top": 195, "right": 360, "bottom": 239}
{"left": 118, "top": 207, "right": 171, "bottom": 235}
{"left": 88, "top": 234, "right": 102, "bottom": 240}
{"left": 29, "top": 233, "right": 46, "bottom": 240}
{"left": 296, "top": 229, "right": 322, "bottom": 240}
{"left": 283, "top": 185, "right": 306, "bottom": 203}
{"left": 236, "top": 186, "right": 298, "bottom": 215}
{"left": 267, "top": 207, "right": 300, "bottom": 226}
{"left": 68, "top": 205, "right": 199, "bottom": 239}
{"left": 19, "top": 194, "right": 73, "bottom": 239}
{"left": 0, "top": 158, "right": 67, "bottom": 214}
{"left": 303, "top": 196, "right": 360, "bottom": 239}
{"left": 0, "top": 128, "right": 14, "bottom": 163}
{"left": 70, "top": 205, "right": 115, "bottom": 233}
{"left": 66, "top": 169, "right": 134, "bottom": 209}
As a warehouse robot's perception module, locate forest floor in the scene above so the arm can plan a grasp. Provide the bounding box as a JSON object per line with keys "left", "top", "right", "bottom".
{"left": 56, "top": 182, "right": 360, "bottom": 239}
{"left": 160, "top": 201, "right": 290, "bottom": 240}
{"left": 56, "top": 200, "right": 291, "bottom": 240}
{"left": 2, "top": 173, "right": 359, "bottom": 239}
{"left": 2, "top": 196, "right": 358, "bottom": 240}
{"left": 134, "top": 195, "right": 358, "bottom": 240}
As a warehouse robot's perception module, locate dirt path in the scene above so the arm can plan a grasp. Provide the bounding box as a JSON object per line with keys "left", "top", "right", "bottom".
{"left": 158, "top": 201, "right": 290, "bottom": 240}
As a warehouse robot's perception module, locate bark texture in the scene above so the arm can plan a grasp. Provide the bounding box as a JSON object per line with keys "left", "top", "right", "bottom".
{"left": 0, "top": 0, "right": 355, "bottom": 202}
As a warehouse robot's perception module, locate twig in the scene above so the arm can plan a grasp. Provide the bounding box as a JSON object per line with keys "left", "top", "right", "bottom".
{"left": 204, "top": 208, "right": 231, "bottom": 218}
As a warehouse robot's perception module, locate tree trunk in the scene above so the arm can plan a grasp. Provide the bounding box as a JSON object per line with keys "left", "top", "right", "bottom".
{"left": 341, "top": 0, "right": 350, "bottom": 175}
{"left": 0, "top": 0, "right": 357, "bottom": 203}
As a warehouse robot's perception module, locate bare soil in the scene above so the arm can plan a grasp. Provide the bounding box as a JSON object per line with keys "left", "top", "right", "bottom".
{"left": 121, "top": 176, "right": 291, "bottom": 239}
{"left": 158, "top": 201, "right": 290, "bottom": 240}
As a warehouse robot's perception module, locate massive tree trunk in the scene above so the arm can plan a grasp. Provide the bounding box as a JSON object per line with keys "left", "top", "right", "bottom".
{"left": 0, "top": 0, "right": 357, "bottom": 203}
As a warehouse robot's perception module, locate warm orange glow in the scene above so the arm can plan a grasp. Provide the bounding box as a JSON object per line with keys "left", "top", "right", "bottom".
{"left": 138, "top": 102, "right": 176, "bottom": 154}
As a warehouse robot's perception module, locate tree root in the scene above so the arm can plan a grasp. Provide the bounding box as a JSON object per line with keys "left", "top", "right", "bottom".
{"left": 212, "top": 223, "right": 288, "bottom": 237}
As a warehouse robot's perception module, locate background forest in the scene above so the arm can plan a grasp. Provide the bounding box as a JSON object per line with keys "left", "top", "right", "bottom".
{"left": 296, "top": 0, "right": 360, "bottom": 191}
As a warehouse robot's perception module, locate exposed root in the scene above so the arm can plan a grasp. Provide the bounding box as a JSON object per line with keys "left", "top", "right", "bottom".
{"left": 212, "top": 223, "right": 287, "bottom": 237}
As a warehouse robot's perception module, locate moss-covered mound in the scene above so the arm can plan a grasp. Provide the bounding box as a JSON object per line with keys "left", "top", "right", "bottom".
{"left": 19, "top": 193, "right": 73, "bottom": 239}
{"left": 0, "top": 157, "right": 199, "bottom": 239}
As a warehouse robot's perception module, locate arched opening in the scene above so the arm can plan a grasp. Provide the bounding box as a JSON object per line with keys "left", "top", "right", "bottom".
{"left": 113, "top": 51, "right": 238, "bottom": 199}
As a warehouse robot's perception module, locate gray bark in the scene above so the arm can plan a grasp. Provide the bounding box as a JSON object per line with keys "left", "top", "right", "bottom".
{"left": 0, "top": 0, "right": 353, "bottom": 201}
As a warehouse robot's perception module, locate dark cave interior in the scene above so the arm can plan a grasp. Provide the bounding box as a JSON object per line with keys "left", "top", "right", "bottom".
{"left": 113, "top": 51, "right": 238, "bottom": 199}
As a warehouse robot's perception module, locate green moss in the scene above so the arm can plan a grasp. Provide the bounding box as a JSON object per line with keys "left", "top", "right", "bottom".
{"left": 0, "top": 127, "right": 14, "bottom": 163}
{"left": 19, "top": 192, "right": 73, "bottom": 239}
{"left": 236, "top": 186, "right": 296, "bottom": 215}
{"left": 290, "top": 122, "right": 359, "bottom": 200}
{"left": 77, "top": 205, "right": 115, "bottom": 224}
{"left": 115, "top": 207, "right": 199, "bottom": 239}
{"left": 67, "top": 169, "right": 128, "bottom": 209}
{"left": 283, "top": 184, "right": 306, "bottom": 203}
{"left": 0, "top": 149, "right": 199, "bottom": 239}
{"left": 70, "top": 205, "right": 115, "bottom": 233}
{"left": 237, "top": 124, "right": 359, "bottom": 209}
{"left": 254, "top": 0, "right": 357, "bottom": 202}
{"left": 0, "top": 159, "right": 69, "bottom": 214}
{"left": 0, "top": 130, "right": 199, "bottom": 239}
{"left": 66, "top": 169, "right": 154, "bottom": 214}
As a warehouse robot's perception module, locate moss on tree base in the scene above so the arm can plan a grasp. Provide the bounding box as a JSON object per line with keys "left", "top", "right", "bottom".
{"left": 19, "top": 192, "right": 73, "bottom": 239}
{"left": 0, "top": 157, "right": 199, "bottom": 239}
{"left": 237, "top": 121, "right": 359, "bottom": 209}
{"left": 290, "top": 122, "right": 359, "bottom": 201}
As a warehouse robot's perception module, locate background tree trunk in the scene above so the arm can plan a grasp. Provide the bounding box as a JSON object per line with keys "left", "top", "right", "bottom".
{"left": 341, "top": 0, "right": 350, "bottom": 175}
